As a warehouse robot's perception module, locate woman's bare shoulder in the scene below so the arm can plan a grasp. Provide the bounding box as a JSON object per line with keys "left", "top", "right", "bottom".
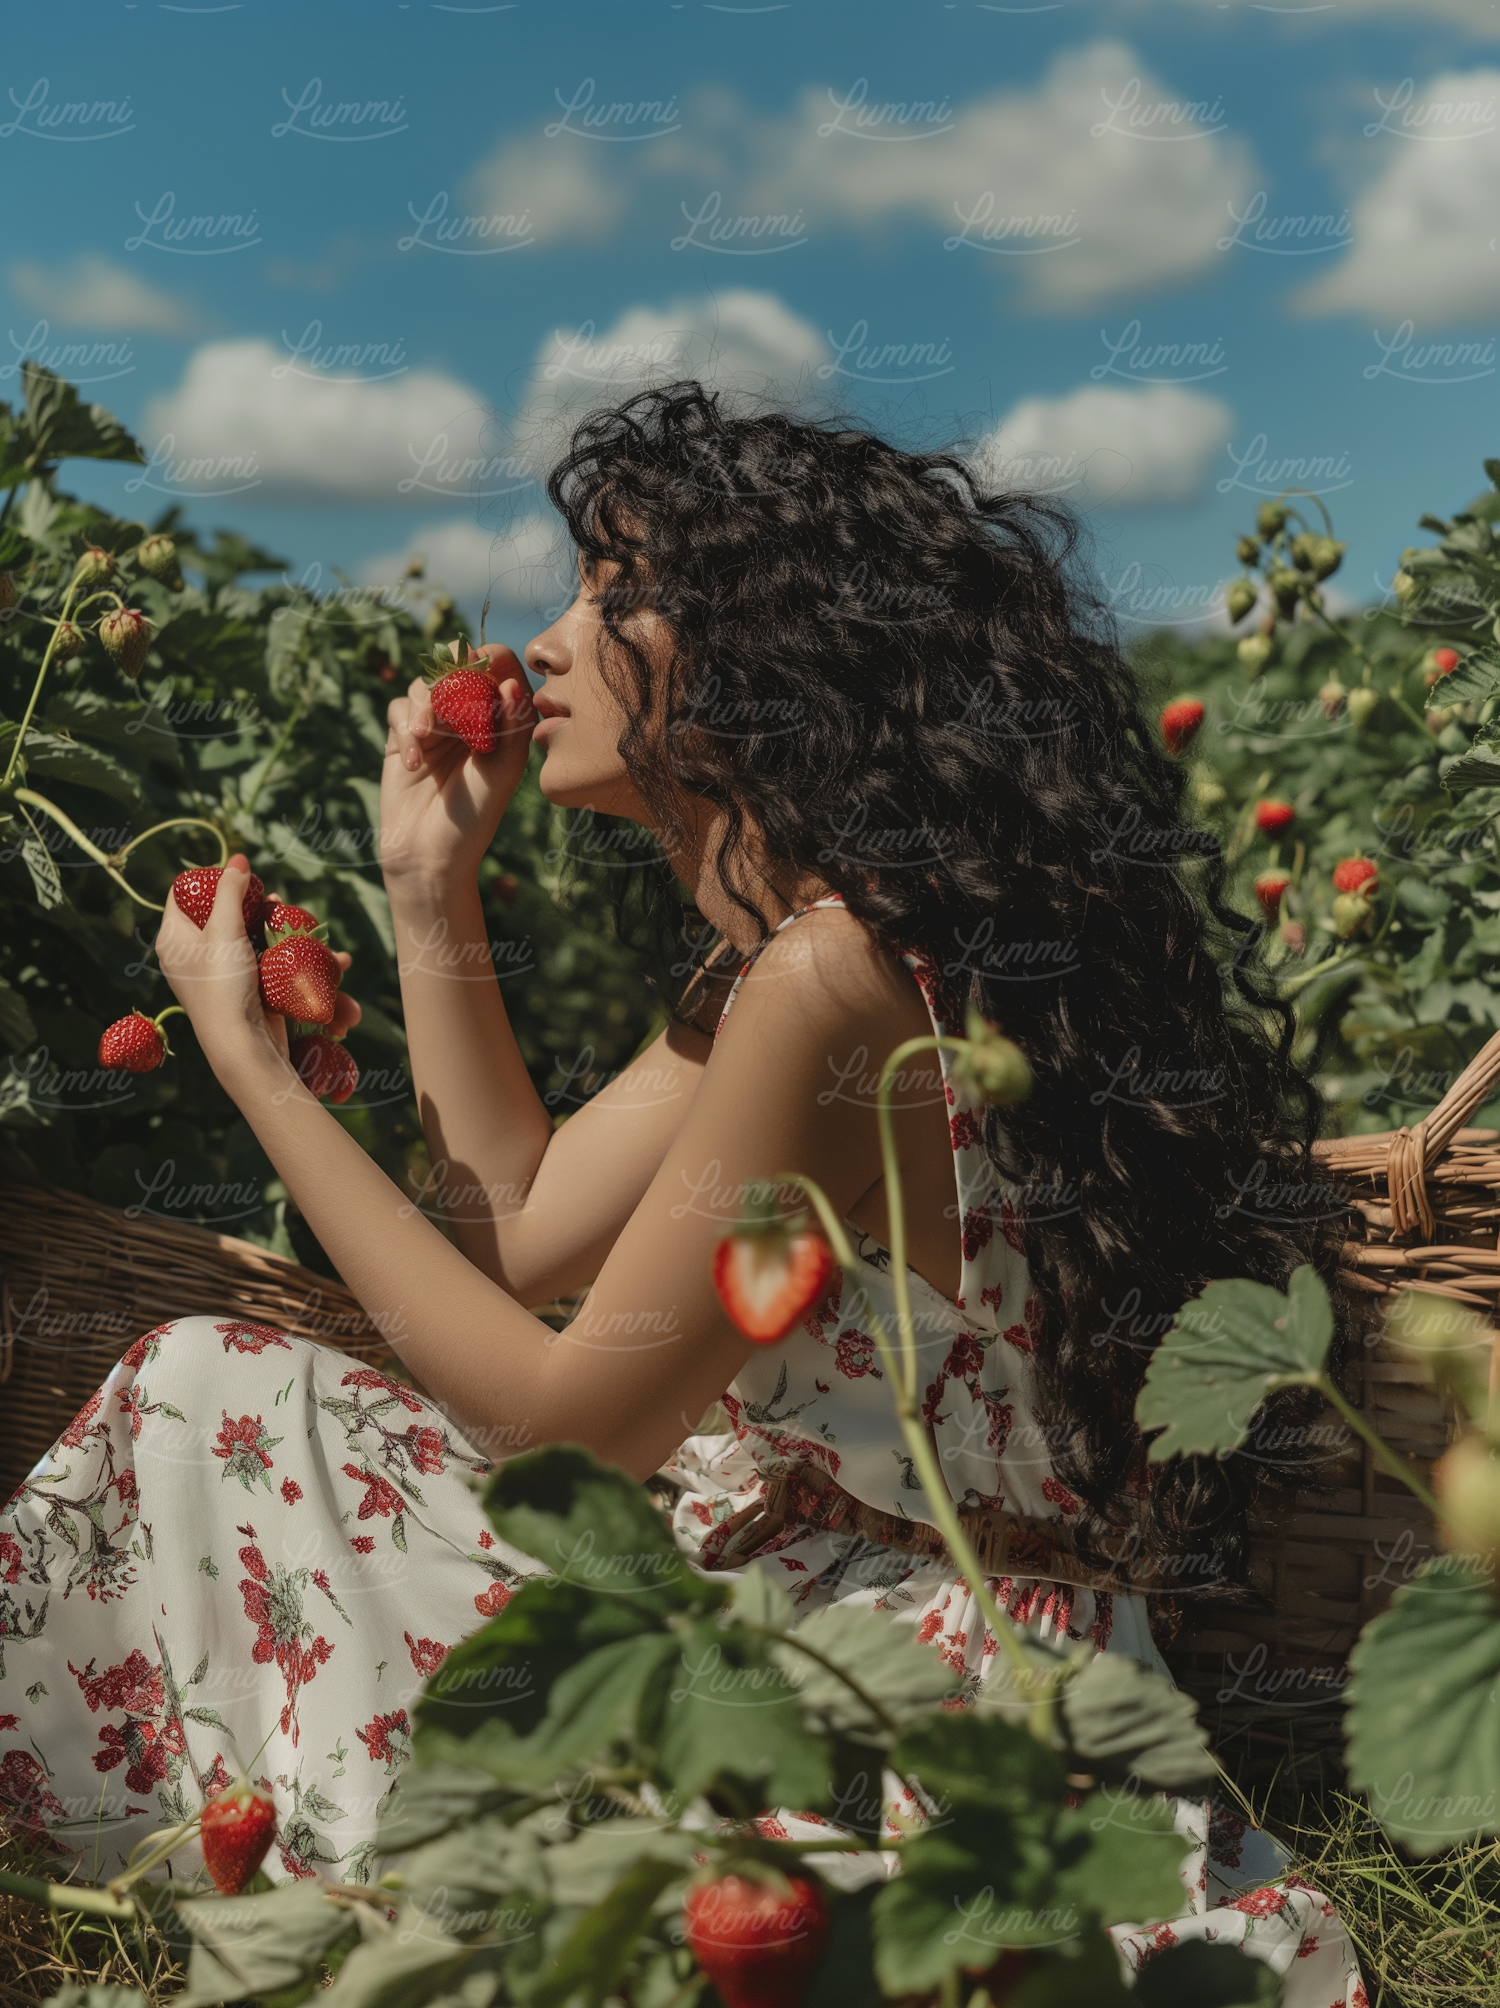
{"left": 719, "top": 903, "right": 930, "bottom": 1053}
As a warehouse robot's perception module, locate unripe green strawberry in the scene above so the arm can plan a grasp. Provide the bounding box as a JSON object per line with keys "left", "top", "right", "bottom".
{"left": 1308, "top": 536, "right": 1345, "bottom": 580}
{"left": 1391, "top": 570, "right": 1415, "bottom": 604}
{"left": 52, "top": 621, "right": 86, "bottom": 663}
{"left": 1235, "top": 534, "right": 1260, "bottom": 567}
{"left": 1268, "top": 568, "right": 1302, "bottom": 617}
{"left": 1191, "top": 772, "right": 1227, "bottom": 815}
{"left": 98, "top": 607, "right": 153, "bottom": 680}
{"left": 1346, "top": 686, "right": 1379, "bottom": 728}
{"left": 136, "top": 533, "right": 183, "bottom": 591}
{"left": 1434, "top": 1433, "right": 1500, "bottom": 1571}
{"left": 957, "top": 1006, "right": 1033, "bottom": 1106}
{"left": 1332, "top": 891, "right": 1373, "bottom": 938}
{"left": 1237, "top": 634, "right": 1274, "bottom": 679}
{"left": 1256, "top": 500, "right": 1287, "bottom": 538}
{"left": 1225, "top": 578, "right": 1257, "bottom": 625}
{"left": 73, "top": 546, "right": 115, "bottom": 589}
{"left": 1318, "top": 676, "right": 1347, "bottom": 720}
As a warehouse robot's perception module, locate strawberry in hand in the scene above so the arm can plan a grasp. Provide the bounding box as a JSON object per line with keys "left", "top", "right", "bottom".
{"left": 713, "top": 1183, "right": 836, "bottom": 1344}
{"left": 200, "top": 1780, "right": 278, "bottom": 1894}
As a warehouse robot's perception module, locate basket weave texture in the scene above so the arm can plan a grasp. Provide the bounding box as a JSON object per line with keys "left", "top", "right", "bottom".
{"left": 0, "top": 1181, "right": 395, "bottom": 1501}
{"left": 1166, "top": 1029, "right": 1500, "bottom": 1763}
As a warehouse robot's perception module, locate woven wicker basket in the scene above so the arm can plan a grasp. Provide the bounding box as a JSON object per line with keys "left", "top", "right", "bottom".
{"left": 1166, "top": 1030, "right": 1500, "bottom": 1772}
{"left": 0, "top": 1182, "right": 397, "bottom": 1500}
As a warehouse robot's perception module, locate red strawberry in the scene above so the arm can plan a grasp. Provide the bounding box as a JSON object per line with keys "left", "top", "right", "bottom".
{"left": 98, "top": 606, "right": 153, "bottom": 680}
{"left": 1253, "top": 871, "right": 1291, "bottom": 922}
{"left": 1332, "top": 857, "right": 1378, "bottom": 895}
{"left": 173, "top": 866, "right": 265, "bottom": 933}
{"left": 291, "top": 1033, "right": 359, "bottom": 1104}
{"left": 713, "top": 1188, "right": 835, "bottom": 1345}
{"left": 432, "top": 666, "right": 502, "bottom": 754}
{"left": 1425, "top": 646, "right": 1460, "bottom": 687}
{"left": 200, "top": 1782, "right": 277, "bottom": 1895}
{"left": 261, "top": 902, "right": 321, "bottom": 935}
{"left": 1254, "top": 798, "right": 1294, "bottom": 837}
{"left": 259, "top": 934, "right": 340, "bottom": 1024}
{"left": 683, "top": 1874, "right": 830, "bottom": 2008}
{"left": 99, "top": 1011, "right": 168, "bottom": 1074}
{"left": 1159, "top": 697, "right": 1204, "bottom": 757}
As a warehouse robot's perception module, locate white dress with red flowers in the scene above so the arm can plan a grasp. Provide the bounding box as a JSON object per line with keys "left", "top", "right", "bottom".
{"left": 0, "top": 897, "right": 1363, "bottom": 2001}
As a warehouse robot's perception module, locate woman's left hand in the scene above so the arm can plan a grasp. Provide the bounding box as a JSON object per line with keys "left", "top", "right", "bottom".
{"left": 155, "top": 853, "right": 360, "bottom": 1074}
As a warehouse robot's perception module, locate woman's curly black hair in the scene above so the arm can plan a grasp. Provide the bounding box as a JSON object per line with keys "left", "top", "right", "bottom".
{"left": 545, "top": 380, "right": 1346, "bottom": 1594}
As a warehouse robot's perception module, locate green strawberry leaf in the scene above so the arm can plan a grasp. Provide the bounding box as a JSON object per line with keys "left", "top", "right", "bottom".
{"left": 650, "top": 1614, "right": 830, "bottom": 1810}
{"left": 1060, "top": 1653, "right": 1215, "bottom": 1789}
{"left": 1052, "top": 1791, "right": 1189, "bottom": 1925}
{"left": 484, "top": 1444, "right": 710, "bottom": 1614}
{"left": 174, "top": 1884, "right": 360, "bottom": 2008}
{"left": 1135, "top": 1265, "right": 1332, "bottom": 1461}
{"left": 770, "top": 1600, "right": 961, "bottom": 1735}
{"left": 530, "top": 1855, "right": 687, "bottom": 2008}
{"left": 1346, "top": 1557, "right": 1500, "bottom": 1852}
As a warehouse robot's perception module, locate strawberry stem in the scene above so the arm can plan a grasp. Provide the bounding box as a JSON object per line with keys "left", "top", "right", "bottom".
{"left": 0, "top": 1868, "right": 138, "bottom": 1920}
{"left": 2, "top": 568, "right": 86, "bottom": 790}
{"left": 12, "top": 789, "right": 166, "bottom": 909}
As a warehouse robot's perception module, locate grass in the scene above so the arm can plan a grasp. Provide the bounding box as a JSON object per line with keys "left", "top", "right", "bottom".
{"left": 0, "top": 1827, "right": 183, "bottom": 2008}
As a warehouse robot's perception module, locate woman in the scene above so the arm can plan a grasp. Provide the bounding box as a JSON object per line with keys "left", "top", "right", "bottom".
{"left": 0, "top": 385, "right": 1359, "bottom": 1997}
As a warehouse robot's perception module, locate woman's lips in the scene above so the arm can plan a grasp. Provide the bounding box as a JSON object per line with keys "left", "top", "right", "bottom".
{"left": 532, "top": 713, "right": 565, "bottom": 740}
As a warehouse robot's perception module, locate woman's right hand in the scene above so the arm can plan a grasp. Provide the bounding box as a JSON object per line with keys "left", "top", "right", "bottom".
{"left": 379, "top": 641, "right": 537, "bottom": 896}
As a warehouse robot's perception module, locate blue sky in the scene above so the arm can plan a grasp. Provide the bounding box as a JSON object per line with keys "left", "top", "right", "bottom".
{"left": 6, "top": 0, "right": 1500, "bottom": 649}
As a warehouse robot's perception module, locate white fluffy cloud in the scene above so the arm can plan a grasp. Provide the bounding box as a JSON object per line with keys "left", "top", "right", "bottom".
{"left": 757, "top": 44, "right": 1255, "bottom": 309}
{"left": 1298, "top": 69, "right": 1500, "bottom": 321}
{"left": 360, "top": 514, "right": 568, "bottom": 621}
{"left": 11, "top": 254, "right": 199, "bottom": 334}
{"left": 971, "top": 382, "right": 1234, "bottom": 508}
{"left": 458, "top": 47, "right": 1254, "bottom": 311}
{"left": 141, "top": 339, "right": 493, "bottom": 501}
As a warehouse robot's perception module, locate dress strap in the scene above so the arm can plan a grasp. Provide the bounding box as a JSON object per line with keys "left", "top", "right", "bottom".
{"left": 712, "top": 894, "right": 846, "bottom": 1043}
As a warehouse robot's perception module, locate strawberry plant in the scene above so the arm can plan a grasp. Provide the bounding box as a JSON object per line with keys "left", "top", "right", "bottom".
{"left": 0, "top": 364, "right": 660, "bottom": 1264}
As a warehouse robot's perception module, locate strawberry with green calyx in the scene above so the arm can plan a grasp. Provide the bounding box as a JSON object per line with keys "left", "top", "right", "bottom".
{"left": 200, "top": 1780, "right": 278, "bottom": 1895}
{"left": 136, "top": 533, "right": 183, "bottom": 591}
{"left": 98, "top": 1005, "right": 184, "bottom": 1075}
{"left": 98, "top": 606, "right": 153, "bottom": 680}
{"left": 1391, "top": 569, "right": 1416, "bottom": 604}
{"left": 73, "top": 546, "right": 115, "bottom": 589}
{"left": 954, "top": 1005, "right": 1033, "bottom": 1107}
{"left": 172, "top": 865, "right": 265, "bottom": 934}
{"left": 259, "top": 917, "right": 341, "bottom": 1025}
{"left": 52, "top": 621, "right": 87, "bottom": 663}
{"left": 683, "top": 1869, "right": 830, "bottom": 2008}
{"left": 1333, "top": 891, "right": 1374, "bottom": 939}
{"left": 1318, "top": 676, "right": 1346, "bottom": 720}
{"left": 291, "top": 1032, "right": 359, "bottom": 1104}
{"left": 1253, "top": 872, "right": 1291, "bottom": 923}
{"left": 713, "top": 1182, "right": 836, "bottom": 1345}
{"left": 1191, "top": 771, "right": 1227, "bottom": 816}
{"left": 1346, "top": 685, "right": 1379, "bottom": 729}
{"left": 1332, "top": 857, "right": 1378, "bottom": 896}
{"left": 1235, "top": 534, "right": 1261, "bottom": 566}
{"left": 1424, "top": 646, "right": 1460, "bottom": 688}
{"left": 1254, "top": 798, "right": 1294, "bottom": 837}
{"left": 1159, "top": 697, "right": 1204, "bottom": 757}
{"left": 1256, "top": 500, "right": 1287, "bottom": 539}
{"left": 1225, "top": 578, "right": 1257, "bottom": 625}
{"left": 260, "top": 902, "right": 320, "bottom": 935}
{"left": 1237, "top": 633, "right": 1274, "bottom": 680}
{"left": 1267, "top": 568, "right": 1303, "bottom": 618}
{"left": 421, "top": 643, "right": 503, "bottom": 755}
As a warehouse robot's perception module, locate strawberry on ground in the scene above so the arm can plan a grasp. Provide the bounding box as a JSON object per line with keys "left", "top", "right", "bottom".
{"left": 432, "top": 665, "right": 502, "bottom": 754}
{"left": 1159, "top": 697, "right": 1204, "bottom": 757}
{"left": 1253, "top": 872, "right": 1291, "bottom": 923}
{"left": 1254, "top": 798, "right": 1294, "bottom": 836}
{"left": 291, "top": 1033, "right": 359, "bottom": 1104}
{"left": 259, "top": 933, "right": 341, "bottom": 1025}
{"left": 172, "top": 866, "right": 265, "bottom": 933}
{"left": 200, "top": 1783, "right": 277, "bottom": 1895}
{"left": 713, "top": 1186, "right": 835, "bottom": 1344}
{"left": 1332, "top": 857, "right": 1379, "bottom": 895}
{"left": 683, "top": 1874, "right": 830, "bottom": 2008}
{"left": 98, "top": 1012, "right": 168, "bottom": 1074}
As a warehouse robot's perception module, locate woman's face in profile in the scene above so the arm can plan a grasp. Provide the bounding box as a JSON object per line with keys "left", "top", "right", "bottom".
{"left": 524, "top": 556, "right": 663, "bottom": 823}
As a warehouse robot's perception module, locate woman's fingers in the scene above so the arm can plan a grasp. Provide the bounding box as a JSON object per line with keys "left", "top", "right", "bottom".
{"left": 330, "top": 990, "right": 361, "bottom": 1038}
{"left": 386, "top": 679, "right": 438, "bottom": 771}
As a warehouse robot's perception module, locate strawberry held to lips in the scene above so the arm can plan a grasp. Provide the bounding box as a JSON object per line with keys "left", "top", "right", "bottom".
{"left": 423, "top": 644, "right": 503, "bottom": 755}
{"left": 200, "top": 1781, "right": 277, "bottom": 1895}
{"left": 712, "top": 1182, "right": 835, "bottom": 1344}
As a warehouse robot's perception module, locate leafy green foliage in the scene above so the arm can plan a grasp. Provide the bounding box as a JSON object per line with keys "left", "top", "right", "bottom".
{"left": 1135, "top": 1266, "right": 1332, "bottom": 1461}
{"left": 1346, "top": 1558, "right": 1500, "bottom": 1853}
{"left": 0, "top": 368, "right": 659, "bottom": 1265}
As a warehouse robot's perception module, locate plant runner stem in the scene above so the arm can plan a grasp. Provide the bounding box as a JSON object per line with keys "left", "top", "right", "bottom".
{"left": 2, "top": 569, "right": 83, "bottom": 790}
{"left": 0, "top": 1868, "right": 136, "bottom": 1920}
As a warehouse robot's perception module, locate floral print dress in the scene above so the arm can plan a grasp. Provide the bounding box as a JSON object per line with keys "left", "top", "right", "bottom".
{"left": 0, "top": 897, "right": 1362, "bottom": 2002}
